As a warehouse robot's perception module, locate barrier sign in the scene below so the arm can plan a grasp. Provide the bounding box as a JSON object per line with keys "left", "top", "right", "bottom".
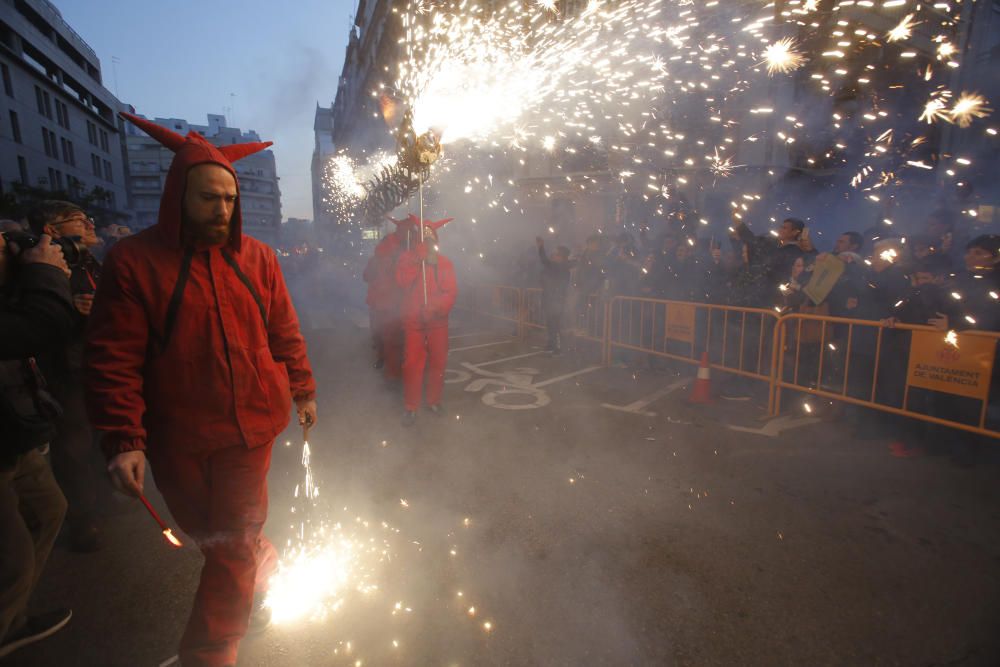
{"left": 666, "top": 303, "right": 696, "bottom": 343}
{"left": 906, "top": 331, "right": 996, "bottom": 401}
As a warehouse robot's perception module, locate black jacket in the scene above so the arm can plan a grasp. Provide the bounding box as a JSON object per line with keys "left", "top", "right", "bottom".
{"left": 1, "top": 264, "right": 77, "bottom": 357}
{"left": 1, "top": 263, "right": 77, "bottom": 464}
{"left": 538, "top": 245, "right": 575, "bottom": 306}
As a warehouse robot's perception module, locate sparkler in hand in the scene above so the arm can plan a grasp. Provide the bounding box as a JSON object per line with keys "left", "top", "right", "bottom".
{"left": 138, "top": 493, "right": 183, "bottom": 548}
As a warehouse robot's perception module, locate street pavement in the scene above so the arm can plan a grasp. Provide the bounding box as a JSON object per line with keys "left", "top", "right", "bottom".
{"left": 7, "top": 312, "right": 1000, "bottom": 666}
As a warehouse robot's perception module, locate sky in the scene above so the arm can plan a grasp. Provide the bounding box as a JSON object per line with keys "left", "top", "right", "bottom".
{"left": 54, "top": 0, "right": 357, "bottom": 221}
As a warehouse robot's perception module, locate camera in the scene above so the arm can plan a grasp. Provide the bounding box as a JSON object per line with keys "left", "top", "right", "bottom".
{"left": 1, "top": 230, "right": 84, "bottom": 267}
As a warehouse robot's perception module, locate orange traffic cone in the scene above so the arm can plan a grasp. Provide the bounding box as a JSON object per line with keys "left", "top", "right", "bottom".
{"left": 688, "top": 352, "right": 713, "bottom": 404}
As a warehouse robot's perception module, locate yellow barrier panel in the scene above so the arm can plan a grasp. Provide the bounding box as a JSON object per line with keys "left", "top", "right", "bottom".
{"left": 774, "top": 314, "right": 999, "bottom": 439}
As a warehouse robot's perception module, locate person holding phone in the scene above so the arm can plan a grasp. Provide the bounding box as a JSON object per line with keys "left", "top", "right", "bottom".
{"left": 25, "top": 201, "right": 105, "bottom": 553}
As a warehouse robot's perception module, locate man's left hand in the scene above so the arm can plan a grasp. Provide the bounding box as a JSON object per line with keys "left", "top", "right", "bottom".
{"left": 296, "top": 398, "right": 318, "bottom": 436}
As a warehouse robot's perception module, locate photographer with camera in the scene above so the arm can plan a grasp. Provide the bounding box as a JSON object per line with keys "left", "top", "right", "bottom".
{"left": 0, "top": 231, "right": 76, "bottom": 658}
{"left": 24, "top": 201, "right": 106, "bottom": 553}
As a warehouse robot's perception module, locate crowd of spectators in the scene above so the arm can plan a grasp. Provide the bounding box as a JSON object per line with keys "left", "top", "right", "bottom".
{"left": 533, "top": 211, "right": 999, "bottom": 335}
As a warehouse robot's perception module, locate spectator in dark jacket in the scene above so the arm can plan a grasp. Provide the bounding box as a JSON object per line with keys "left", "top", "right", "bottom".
{"left": 0, "top": 232, "right": 75, "bottom": 659}
{"left": 26, "top": 201, "right": 105, "bottom": 552}
{"left": 949, "top": 234, "right": 1000, "bottom": 332}
{"left": 882, "top": 254, "right": 962, "bottom": 331}
{"left": 537, "top": 237, "right": 575, "bottom": 354}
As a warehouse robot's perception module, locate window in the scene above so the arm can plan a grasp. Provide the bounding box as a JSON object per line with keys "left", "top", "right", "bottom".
{"left": 38, "top": 90, "right": 52, "bottom": 119}
{"left": 42, "top": 129, "right": 57, "bottom": 158}
{"left": 54, "top": 99, "right": 70, "bottom": 130}
{"left": 99, "top": 129, "right": 109, "bottom": 152}
{"left": 47, "top": 167, "right": 56, "bottom": 189}
{"left": 9, "top": 110, "right": 20, "bottom": 143}
{"left": 103, "top": 159, "right": 113, "bottom": 183}
{"left": 87, "top": 120, "right": 97, "bottom": 146}
{"left": 17, "top": 156, "right": 28, "bottom": 184}
{"left": 54, "top": 169, "right": 63, "bottom": 190}
{"left": 91, "top": 153, "right": 101, "bottom": 177}
{"left": 66, "top": 139, "right": 75, "bottom": 167}
{"left": 1, "top": 63, "right": 12, "bottom": 97}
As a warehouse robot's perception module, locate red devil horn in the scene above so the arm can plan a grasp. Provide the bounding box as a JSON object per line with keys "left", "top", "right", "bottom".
{"left": 120, "top": 112, "right": 187, "bottom": 152}
{"left": 219, "top": 141, "right": 273, "bottom": 163}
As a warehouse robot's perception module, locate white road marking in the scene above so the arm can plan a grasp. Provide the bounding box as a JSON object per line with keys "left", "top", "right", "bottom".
{"left": 450, "top": 340, "right": 512, "bottom": 352}
{"left": 469, "top": 350, "right": 546, "bottom": 368}
{"left": 533, "top": 366, "right": 603, "bottom": 388}
{"left": 601, "top": 378, "right": 689, "bottom": 417}
{"left": 727, "top": 415, "right": 820, "bottom": 437}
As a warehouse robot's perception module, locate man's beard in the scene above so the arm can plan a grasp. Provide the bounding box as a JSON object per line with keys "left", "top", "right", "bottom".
{"left": 182, "top": 210, "right": 231, "bottom": 244}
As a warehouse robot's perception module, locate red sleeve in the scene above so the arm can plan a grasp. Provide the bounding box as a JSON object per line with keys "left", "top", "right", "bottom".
{"left": 84, "top": 249, "right": 150, "bottom": 459}
{"left": 396, "top": 247, "right": 421, "bottom": 288}
{"left": 431, "top": 258, "right": 458, "bottom": 316}
{"left": 267, "top": 252, "right": 316, "bottom": 402}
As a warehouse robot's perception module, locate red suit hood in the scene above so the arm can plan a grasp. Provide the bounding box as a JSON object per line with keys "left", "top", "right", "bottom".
{"left": 120, "top": 112, "right": 272, "bottom": 252}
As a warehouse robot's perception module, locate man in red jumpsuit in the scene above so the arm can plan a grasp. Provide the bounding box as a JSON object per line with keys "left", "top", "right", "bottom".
{"left": 396, "top": 216, "right": 457, "bottom": 426}
{"left": 362, "top": 217, "right": 412, "bottom": 380}
{"left": 84, "top": 113, "right": 317, "bottom": 667}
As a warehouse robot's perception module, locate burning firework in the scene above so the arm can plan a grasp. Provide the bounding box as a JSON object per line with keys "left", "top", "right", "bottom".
{"left": 887, "top": 14, "right": 918, "bottom": 43}
{"left": 950, "top": 92, "right": 992, "bottom": 128}
{"left": 138, "top": 493, "right": 183, "bottom": 548}
{"left": 763, "top": 37, "right": 805, "bottom": 76}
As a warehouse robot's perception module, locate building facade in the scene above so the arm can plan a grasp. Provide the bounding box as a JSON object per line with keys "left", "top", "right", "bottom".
{"left": 0, "top": 0, "right": 130, "bottom": 218}
{"left": 311, "top": 102, "right": 334, "bottom": 229}
{"left": 125, "top": 113, "right": 282, "bottom": 247}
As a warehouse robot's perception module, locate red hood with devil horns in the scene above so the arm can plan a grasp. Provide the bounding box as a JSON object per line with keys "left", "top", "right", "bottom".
{"left": 120, "top": 111, "right": 272, "bottom": 251}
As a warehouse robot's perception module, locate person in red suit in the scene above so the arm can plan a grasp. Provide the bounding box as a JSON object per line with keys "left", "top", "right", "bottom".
{"left": 84, "top": 113, "right": 317, "bottom": 667}
{"left": 362, "top": 218, "right": 413, "bottom": 380}
{"left": 396, "top": 216, "right": 457, "bottom": 426}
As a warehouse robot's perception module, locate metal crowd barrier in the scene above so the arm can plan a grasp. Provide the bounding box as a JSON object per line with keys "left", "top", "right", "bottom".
{"left": 463, "top": 286, "right": 1000, "bottom": 439}
{"left": 603, "top": 296, "right": 781, "bottom": 413}
{"left": 457, "top": 284, "right": 523, "bottom": 337}
{"left": 774, "top": 314, "right": 1000, "bottom": 439}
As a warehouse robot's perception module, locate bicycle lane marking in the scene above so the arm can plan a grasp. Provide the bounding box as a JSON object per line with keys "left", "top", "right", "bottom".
{"left": 600, "top": 378, "right": 690, "bottom": 417}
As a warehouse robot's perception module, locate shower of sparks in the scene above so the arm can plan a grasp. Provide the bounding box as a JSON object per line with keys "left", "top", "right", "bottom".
{"left": 920, "top": 91, "right": 952, "bottom": 125}
{"left": 709, "top": 150, "right": 738, "bottom": 178}
{"left": 317, "top": 0, "right": 996, "bottom": 263}
{"left": 949, "top": 92, "right": 992, "bottom": 128}
{"left": 397, "top": 0, "right": 670, "bottom": 144}
{"left": 944, "top": 330, "right": 959, "bottom": 349}
{"left": 263, "top": 441, "right": 495, "bottom": 660}
{"left": 886, "top": 14, "right": 918, "bottom": 43}
{"left": 323, "top": 150, "right": 398, "bottom": 220}
{"left": 763, "top": 37, "right": 805, "bottom": 75}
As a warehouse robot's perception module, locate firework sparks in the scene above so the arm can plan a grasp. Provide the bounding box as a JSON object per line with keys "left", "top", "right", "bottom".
{"left": 944, "top": 330, "right": 959, "bottom": 349}
{"left": 879, "top": 249, "right": 898, "bottom": 264}
{"left": 949, "top": 92, "right": 992, "bottom": 128}
{"left": 763, "top": 37, "right": 805, "bottom": 76}
{"left": 887, "top": 14, "right": 918, "bottom": 43}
